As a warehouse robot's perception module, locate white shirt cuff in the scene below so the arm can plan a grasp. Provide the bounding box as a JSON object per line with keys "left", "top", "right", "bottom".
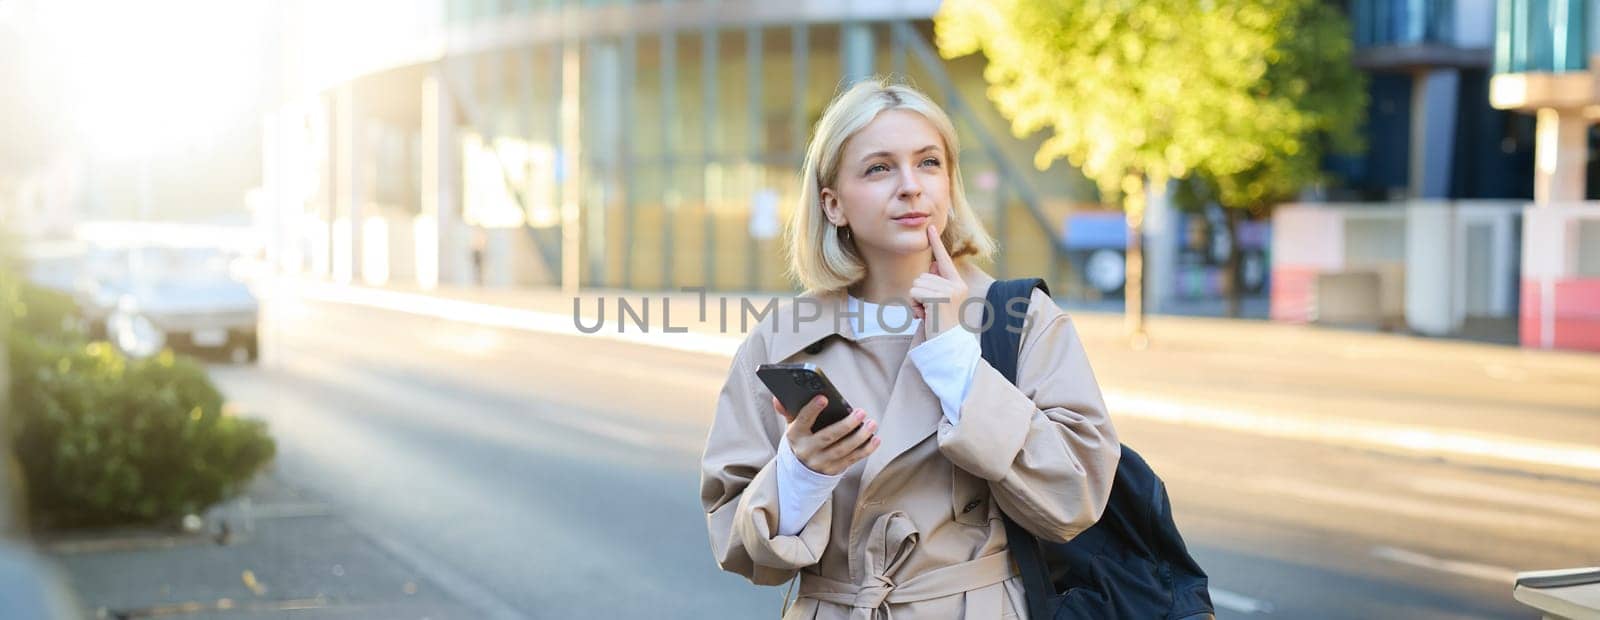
{"left": 909, "top": 326, "right": 982, "bottom": 425}
{"left": 775, "top": 434, "right": 843, "bottom": 536}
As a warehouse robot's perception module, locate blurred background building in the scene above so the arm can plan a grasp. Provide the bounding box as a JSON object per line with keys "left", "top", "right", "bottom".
{"left": 1, "top": 0, "right": 1594, "bottom": 351}
{"left": 255, "top": 0, "right": 1098, "bottom": 299}
{"left": 1272, "top": 0, "right": 1597, "bottom": 352}
{"left": 1488, "top": 0, "right": 1600, "bottom": 350}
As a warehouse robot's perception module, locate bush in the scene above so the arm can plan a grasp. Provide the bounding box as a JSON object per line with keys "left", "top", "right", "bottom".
{"left": 1, "top": 227, "right": 274, "bottom": 529}
{"left": 6, "top": 338, "right": 276, "bottom": 529}
{"left": 11, "top": 283, "right": 87, "bottom": 346}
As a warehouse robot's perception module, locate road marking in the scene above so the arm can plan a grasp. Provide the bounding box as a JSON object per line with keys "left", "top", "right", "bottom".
{"left": 286, "top": 280, "right": 741, "bottom": 357}
{"left": 286, "top": 280, "right": 1600, "bottom": 479}
{"left": 1482, "top": 363, "right": 1529, "bottom": 382}
{"left": 1371, "top": 546, "right": 1518, "bottom": 584}
{"left": 1247, "top": 477, "right": 1578, "bottom": 535}
{"left": 277, "top": 353, "right": 677, "bottom": 453}
{"left": 1209, "top": 587, "right": 1274, "bottom": 614}
{"left": 1401, "top": 476, "right": 1600, "bottom": 520}
{"left": 1103, "top": 390, "right": 1600, "bottom": 478}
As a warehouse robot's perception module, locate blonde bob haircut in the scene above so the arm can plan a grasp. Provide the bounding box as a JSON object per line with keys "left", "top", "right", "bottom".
{"left": 786, "top": 78, "right": 996, "bottom": 295}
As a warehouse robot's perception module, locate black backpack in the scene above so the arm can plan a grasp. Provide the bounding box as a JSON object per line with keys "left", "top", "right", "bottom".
{"left": 979, "top": 278, "right": 1214, "bottom": 620}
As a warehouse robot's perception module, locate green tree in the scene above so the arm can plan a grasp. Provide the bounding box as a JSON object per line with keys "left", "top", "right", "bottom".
{"left": 935, "top": 0, "right": 1366, "bottom": 339}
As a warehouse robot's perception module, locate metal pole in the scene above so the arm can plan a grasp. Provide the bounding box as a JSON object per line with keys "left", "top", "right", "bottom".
{"left": 560, "top": 41, "right": 583, "bottom": 295}
{"left": 621, "top": 34, "right": 638, "bottom": 289}
{"left": 702, "top": 27, "right": 718, "bottom": 290}
{"left": 791, "top": 24, "right": 808, "bottom": 164}
{"left": 746, "top": 26, "right": 763, "bottom": 292}
{"left": 662, "top": 24, "right": 679, "bottom": 289}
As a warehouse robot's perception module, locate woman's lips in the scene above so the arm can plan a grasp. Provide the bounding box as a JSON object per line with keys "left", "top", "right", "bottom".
{"left": 893, "top": 214, "right": 929, "bottom": 227}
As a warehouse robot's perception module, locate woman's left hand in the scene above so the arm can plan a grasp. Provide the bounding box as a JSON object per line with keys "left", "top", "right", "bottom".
{"left": 910, "top": 224, "right": 970, "bottom": 337}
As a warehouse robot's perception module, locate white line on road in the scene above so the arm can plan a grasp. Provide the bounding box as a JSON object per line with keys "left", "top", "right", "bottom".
{"left": 1370, "top": 546, "right": 1518, "bottom": 584}
{"left": 1401, "top": 476, "right": 1600, "bottom": 520}
{"left": 285, "top": 280, "right": 1600, "bottom": 480}
{"left": 276, "top": 352, "right": 685, "bottom": 454}
{"left": 1209, "top": 587, "right": 1275, "bottom": 614}
{"left": 1103, "top": 390, "right": 1600, "bottom": 477}
{"left": 286, "top": 280, "right": 741, "bottom": 357}
{"left": 1246, "top": 477, "right": 1578, "bottom": 535}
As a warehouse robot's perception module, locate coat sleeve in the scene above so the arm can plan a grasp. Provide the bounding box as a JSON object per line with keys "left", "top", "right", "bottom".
{"left": 935, "top": 288, "right": 1120, "bottom": 544}
{"left": 700, "top": 334, "right": 834, "bottom": 585}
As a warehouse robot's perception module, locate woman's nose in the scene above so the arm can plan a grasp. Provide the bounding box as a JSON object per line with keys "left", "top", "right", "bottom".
{"left": 898, "top": 168, "right": 923, "bottom": 199}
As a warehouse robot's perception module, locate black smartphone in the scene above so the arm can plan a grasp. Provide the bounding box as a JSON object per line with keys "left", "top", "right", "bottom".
{"left": 756, "top": 363, "right": 855, "bottom": 433}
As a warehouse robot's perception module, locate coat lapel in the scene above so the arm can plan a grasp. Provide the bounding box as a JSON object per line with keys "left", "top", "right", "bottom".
{"left": 857, "top": 279, "right": 995, "bottom": 496}
{"left": 858, "top": 324, "right": 941, "bottom": 495}
{"left": 765, "top": 285, "right": 994, "bottom": 498}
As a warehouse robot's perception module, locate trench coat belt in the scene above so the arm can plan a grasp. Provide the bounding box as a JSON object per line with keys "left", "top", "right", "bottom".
{"left": 796, "top": 511, "right": 1020, "bottom": 619}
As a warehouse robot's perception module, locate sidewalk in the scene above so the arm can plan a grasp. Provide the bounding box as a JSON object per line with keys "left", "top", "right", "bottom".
{"left": 275, "top": 278, "right": 1600, "bottom": 481}
{"left": 40, "top": 470, "right": 480, "bottom": 619}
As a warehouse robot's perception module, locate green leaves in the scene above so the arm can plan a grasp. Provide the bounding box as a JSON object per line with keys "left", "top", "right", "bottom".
{"left": 10, "top": 283, "right": 87, "bottom": 347}
{"left": 934, "top": 0, "right": 1367, "bottom": 208}
{"left": 3, "top": 282, "right": 275, "bottom": 530}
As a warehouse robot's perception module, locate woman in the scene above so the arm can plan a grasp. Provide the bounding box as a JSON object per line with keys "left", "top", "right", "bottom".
{"left": 700, "top": 78, "right": 1120, "bottom": 619}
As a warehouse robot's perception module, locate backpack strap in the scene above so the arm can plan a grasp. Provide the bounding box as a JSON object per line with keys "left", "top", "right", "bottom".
{"left": 979, "top": 278, "right": 1047, "bottom": 384}
{"left": 979, "top": 278, "right": 1052, "bottom": 620}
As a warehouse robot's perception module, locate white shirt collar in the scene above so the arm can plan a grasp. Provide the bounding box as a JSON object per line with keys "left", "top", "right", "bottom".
{"left": 847, "top": 295, "right": 922, "bottom": 338}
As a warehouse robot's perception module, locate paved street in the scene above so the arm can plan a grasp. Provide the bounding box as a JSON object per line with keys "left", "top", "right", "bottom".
{"left": 44, "top": 474, "right": 478, "bottom": 619}
{"left": 204, "top": 285, "right": 1600, "bottom": 619}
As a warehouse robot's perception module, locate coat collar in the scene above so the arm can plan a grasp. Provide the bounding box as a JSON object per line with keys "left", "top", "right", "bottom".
{"left": 764, "top": 288, "right": 949, "bottom": 497}
{"left": 760, "top": 269, "right": 1005, "bottom": 501}
{"left": 765, "top": 267, "right": 999, "bottom": 362}
{"left": 765, "top": 289, "right": 860, "bottom": 361}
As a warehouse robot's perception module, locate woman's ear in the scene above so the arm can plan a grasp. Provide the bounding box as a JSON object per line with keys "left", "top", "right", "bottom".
{"left": 819, "top": 188, "right": 847, "bottom": 227}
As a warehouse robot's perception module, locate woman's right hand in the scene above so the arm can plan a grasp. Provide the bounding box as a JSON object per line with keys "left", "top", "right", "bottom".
{"left": 773, "top": 395, "right": 880, "bottom": 476}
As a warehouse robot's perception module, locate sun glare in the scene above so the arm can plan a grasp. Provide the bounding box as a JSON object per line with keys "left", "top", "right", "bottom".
{"left": 36, "top": 0, "right": 267, "bottom": 159}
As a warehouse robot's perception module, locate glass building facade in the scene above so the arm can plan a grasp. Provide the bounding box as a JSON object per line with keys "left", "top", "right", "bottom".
{"left": 1334, "top": 0, "right": 1535, "bottom": 201}
{"left": 1351, "top": 0, "right": 1459, "bottom": 47}
{"left": 266, "top": 0, "right": 1097, "bottom": 295}
{"left": 267, "top": 0, "right": 1550, "bottom": 311}
{"left": 1493, "top": 0, "right": 1592, "bottom": 74}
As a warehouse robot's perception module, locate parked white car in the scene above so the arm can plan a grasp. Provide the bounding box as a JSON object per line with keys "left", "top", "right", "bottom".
{"left": 94, "top": 245, "right": 260, "bottom": 363}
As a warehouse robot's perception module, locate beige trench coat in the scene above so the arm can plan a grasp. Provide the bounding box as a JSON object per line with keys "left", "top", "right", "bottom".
{"left": 700, "top": 268, "right": 1120, "bottom": 620}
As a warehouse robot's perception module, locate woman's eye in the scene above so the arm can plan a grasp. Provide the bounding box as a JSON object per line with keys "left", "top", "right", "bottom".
{"left": 921, "top": 157, "right": 942, "bottom": 167}
{"left": 867, "top": 163, "right": 890, "bottom": 175}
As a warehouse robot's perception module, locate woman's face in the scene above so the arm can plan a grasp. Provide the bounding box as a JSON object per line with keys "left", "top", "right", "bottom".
{"left": 822, "top": 109, "right": 952, "bottom": 258}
